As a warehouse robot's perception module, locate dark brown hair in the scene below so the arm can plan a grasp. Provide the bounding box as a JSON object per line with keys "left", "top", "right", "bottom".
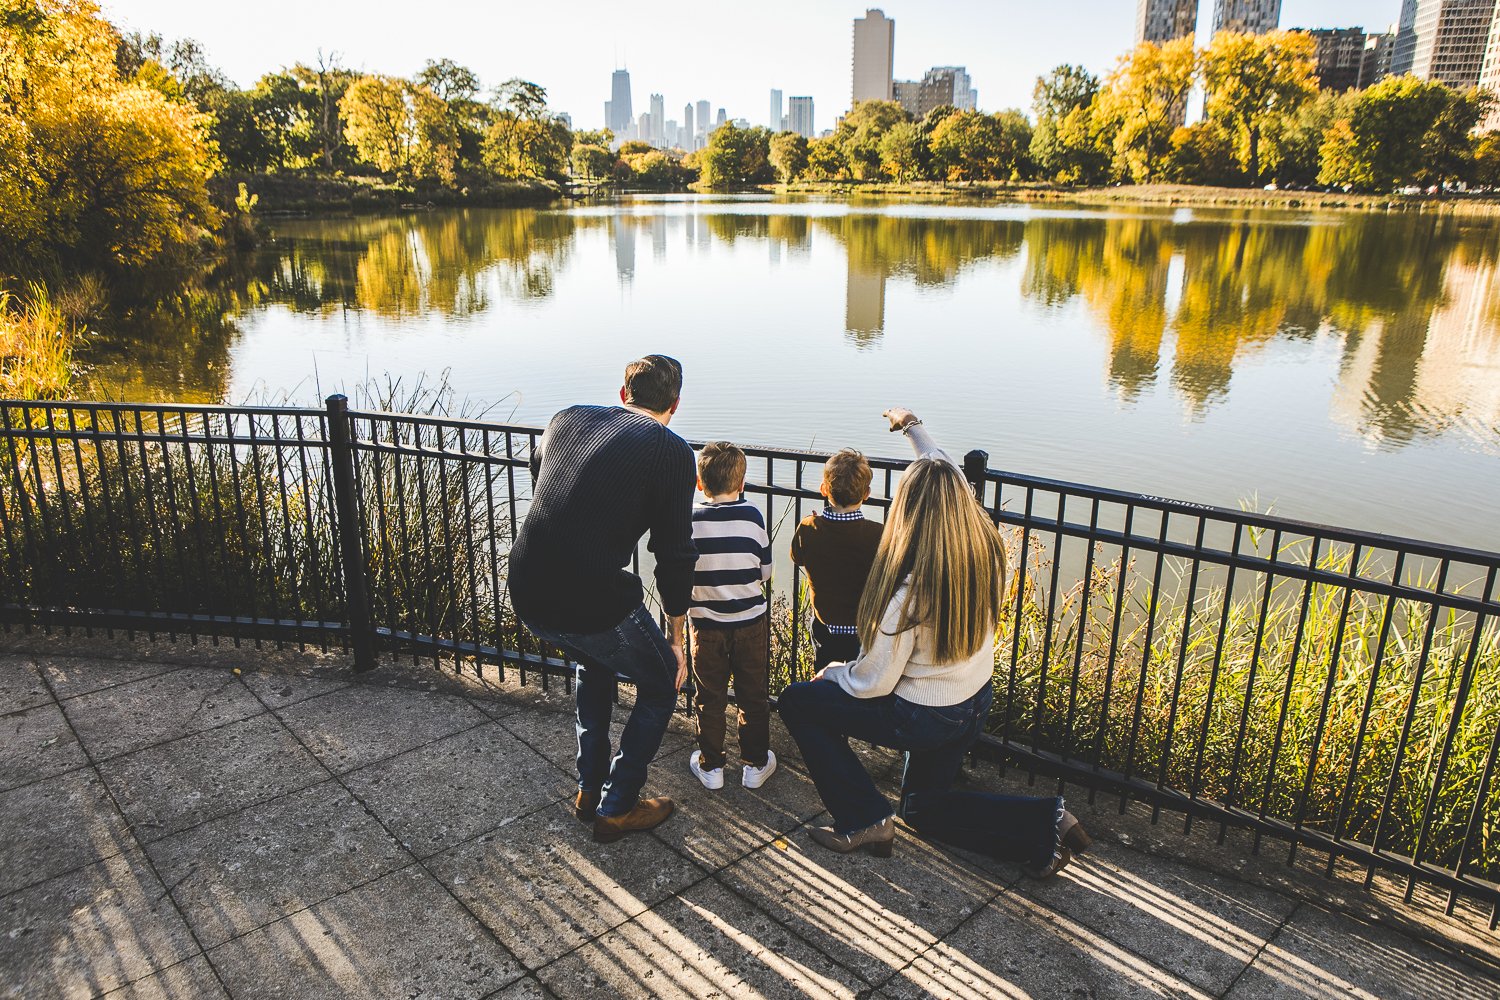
{"left": 823, "top": 448, "right": 872, "bottom": 508}
{"left": 623, "top": 354, "right": 683, "bottom": 413}
{"left": 698, "top": 441, "right": 746, "bottom": 496}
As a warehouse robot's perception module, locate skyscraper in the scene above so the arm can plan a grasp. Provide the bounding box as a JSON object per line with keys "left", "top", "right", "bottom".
{"left": 683, "top": 103, "right": 695, "bottom": 148}
{"left": 649, "top": 93, "right": 665, "bottom": 146}
{"left": 852, "top": 9, "right": 895, "bottom": 105}
{"left": 1480, "top": 9, "right": 1500, "bottom": 128}
{"left": 1361, "top": 30, "right": 1397, "bottom": 87}
{"left": 1295, "top": 27, "right": 1368, "bottom": 91}
{"left": 609, "top": 69, "right": 633, "bottom": 134}
{"left": 1135, "top": 0, "right": 1198, "bottom": 44}
{"left": 893, "top": 80, "right": 921, "bottom": 116}
{"left": 716, "top": 108, "right": 727, "bottom": 127}
{"left": 931, "top": 66, "right": 975, "bottom": 111}
{"left": 788, "top": 96, "right": 814, "bottom": 138}
{"left": 769, "top": 89, "right": 783, "bottom": 131}
{"left": 1392, "top": 0, "right": 1497, "bottom": 88}
{"left": 918, "top": 67, "right": 957, "bottom": 118}
{"left": 1213, "top": 0, "right": 1282, "bottom": 35}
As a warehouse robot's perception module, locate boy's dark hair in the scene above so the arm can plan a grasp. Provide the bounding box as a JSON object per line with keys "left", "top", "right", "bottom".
{"left": 623, "top": 354, "right": 683, "bottom": 413}
{"left": 824, "top": 449, "right": 872, "bottom": 508}
{"left": 698, "top": 441, "right": 746, "bottom": 496}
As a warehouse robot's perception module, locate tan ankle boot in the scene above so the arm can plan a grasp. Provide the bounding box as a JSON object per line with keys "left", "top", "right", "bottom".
{"left": 808, "top": 815, "right": 895, "bottom": 857}
{"left": 574, "top": 789, "right": 600, "bottom": 824}
{"left": 592, "top": 796, "right": 675, "bottom": 843}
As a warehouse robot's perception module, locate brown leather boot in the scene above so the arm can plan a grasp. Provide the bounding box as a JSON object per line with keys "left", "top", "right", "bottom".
{"left": 574, "top": 789, "right": 600, "bottom": 824}
{"left": 1059, "top": 809, "right": 1093, "bottom": 853}
{"left": 592, "top": 796, "right": 675, "bottom": 843}
{"left": 808, "top": 815, "right": 896, "bottom": 857}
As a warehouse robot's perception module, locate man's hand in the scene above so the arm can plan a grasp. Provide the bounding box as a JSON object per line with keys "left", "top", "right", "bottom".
{"left": 883, "top": 407, "right": 918, "bottom": 432}
{"left": 672, "top": 643, "right": 688, "bottom": 691}
{"left": 667, "top": 614, "right": 688, "bottom": 691}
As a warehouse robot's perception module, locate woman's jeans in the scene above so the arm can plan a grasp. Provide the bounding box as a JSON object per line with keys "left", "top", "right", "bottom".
{"left": 523, "top": 604, "right": 677, "bottom": 818}
{"left": 777, "top": 679, "right": 1060, "bottom": 868}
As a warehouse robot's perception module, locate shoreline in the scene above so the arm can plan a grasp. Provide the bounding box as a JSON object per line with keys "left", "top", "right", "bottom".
{"left": 764, "top": 180, "right": 1500, "bottom": 215}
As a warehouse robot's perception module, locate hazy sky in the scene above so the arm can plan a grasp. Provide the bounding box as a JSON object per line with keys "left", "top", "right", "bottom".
{"left": 101, "top": 0, "right": 1399, "bottom": 130}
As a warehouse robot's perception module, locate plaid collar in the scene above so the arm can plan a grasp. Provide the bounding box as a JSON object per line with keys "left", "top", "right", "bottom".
{"left": 820, "top": 507, "right": 864, "bottom": 522}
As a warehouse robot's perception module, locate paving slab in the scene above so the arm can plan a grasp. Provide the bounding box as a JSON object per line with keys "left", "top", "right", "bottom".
{"left": 0, "top": 768, "right": 133, "bottom": 896}
{"left": 207, "top": 865, "right": 524, "bottom": 1000}
{"left": 145, "top": 780, "right": 409, "bottom": 948}
{"left": 58, "top": 668, "right": 264, "bottom": 761}
{"left": 0, "top": 655, "right": 49, "bottom": 714}
{"left": 274, "top": 683, "right": 489, "bottom": 773}
{"left": 0, "top": 702, "right": 89, "bottom": 792}
{"left": 99, "top": 956, "right": 228, "bottom": 999}
{"left": 343, "top": 721, "right": 575, "bottom": 858}
{"left": 1016, "top": 842, "right": 1297, "bottom": 995}
{"left": 98, "top": 713, "right": 327, "bottom": 842}
{"left": 36, "top": 657, "right": 184, "bottom": 701}
{"left": 495, "top": 698, "right": 695, "bottom": 781}
{"left": 538, "top": 877, "right": 866, "bottom": 1000}
{"left": 645, "top": 745, "right": 830, "bottom": 872}
{"left": 0, "top": 847, "right": 200, "bottom": 1000}
{"left": 427, "top": 800, "right": 709, "bottom": 969}
{"left": 715, "top": 828, "right": 1004, "bottom": 987}
{"left": 483, "top": 976, "right": 558, "bottom": 999}
{"left": 237, "top": 669, "right": 351, "bottom": 709}
{"left": 878, "top": 888, "right": 1214, "bottom": 1000}
{"left": 1224, "top": 902, "right": 1500, "bottom": 1000}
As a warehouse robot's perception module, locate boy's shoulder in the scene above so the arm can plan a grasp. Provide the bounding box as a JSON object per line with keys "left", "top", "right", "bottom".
{"left": 693, "top": 500, "right": 765, "bottom": 526}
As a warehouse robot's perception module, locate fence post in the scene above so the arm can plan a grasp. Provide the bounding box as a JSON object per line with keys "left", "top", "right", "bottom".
{"left": 326, "top": 395, "right": 377, "bottom": 673}
{"left": 963, "top": 449, "right": 989, "bottom": 502}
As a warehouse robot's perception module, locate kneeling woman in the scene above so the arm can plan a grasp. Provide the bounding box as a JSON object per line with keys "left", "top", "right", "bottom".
{"left": 777, "top": 408, "right": 1091, "bottom": 874}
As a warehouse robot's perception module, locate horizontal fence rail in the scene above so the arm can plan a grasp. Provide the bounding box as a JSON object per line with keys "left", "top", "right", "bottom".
{"left": 2, "top": 396, "right": 1497, "bottom": 924}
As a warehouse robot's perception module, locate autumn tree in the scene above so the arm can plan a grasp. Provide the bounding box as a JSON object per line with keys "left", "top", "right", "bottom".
{"left": 1030, "top": 65, "right": 1101, "bottom": 180}
{"left": 1, "top": 0, "right": 220, "bottom": 279}
{"left": 341, "top": 75, "right": 425, "bottom": 179}
{"left": 834, "top": 100, "right": 908, "bottom": 179}
{"left": 1201, "top": 30, "right": 1316, "bottom": 184}
{"left": 697, "top": 122, "right": 773, "bottom": 187}
{"left": 769, "top": 131, "right": 809, "bottom": 182}
{"left": 806, "top": 136, "right": 847, "bottom": 179}
{"left": 1096, "top": 35, "right": 1197, "bottom": 183}
{"left": 1318, "top": 76, "right": 1455, "bottom": 191}
{"left": 484, "top": 79, "right": 571, "bottom": 180}
{"left": 878, "top": 121, "right": 923, "bottom": 181}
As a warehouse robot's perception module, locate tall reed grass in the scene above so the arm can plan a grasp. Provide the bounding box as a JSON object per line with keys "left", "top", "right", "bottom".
{"left": 0, "top": 285, "right": 81, "bottom": 400}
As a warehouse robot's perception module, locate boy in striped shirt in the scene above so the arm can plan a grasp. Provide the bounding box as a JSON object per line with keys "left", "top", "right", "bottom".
{"left": 688, "top": 442, "right": 776, "bottom": 790}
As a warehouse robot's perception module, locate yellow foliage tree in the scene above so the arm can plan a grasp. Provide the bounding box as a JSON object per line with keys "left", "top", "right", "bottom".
{"left": 1201, "top": 30, "right": 1317, "bottom": 184}
{"left": 0, "top": 0, "right": 220, "bottom": 279}
{"left": 1096, "top": 35, "right": 1197, "bottom": 183}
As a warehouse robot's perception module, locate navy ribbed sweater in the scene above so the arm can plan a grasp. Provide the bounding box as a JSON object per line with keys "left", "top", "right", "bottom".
{"left": 510, "top": 405, "right": 698, "bottom": 634}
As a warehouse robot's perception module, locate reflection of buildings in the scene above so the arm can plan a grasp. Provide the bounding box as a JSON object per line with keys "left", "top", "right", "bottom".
{"left": 845, "top": 263, "right": 887, "bottom": 347}
{"left": 611, "top": 217, "right": 636, "bottom": 283}
{"left": 1331, "top": 256, "right": 1500, "bottom": 448}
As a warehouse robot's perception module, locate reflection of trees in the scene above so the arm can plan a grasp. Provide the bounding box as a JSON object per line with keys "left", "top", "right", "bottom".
{"left": 1021, "top": 211, "right": 1498, "bottom": 436}
{"left": 260, "top": 209, "right": 591, "bottom": 316}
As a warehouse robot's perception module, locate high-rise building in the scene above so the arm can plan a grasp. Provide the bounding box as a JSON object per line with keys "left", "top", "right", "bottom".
{"left": 1361, "top": 30, "right": 1397, "bottom": 87}
{"left": 609, "top": 69, "right": 633, "bottom": 134}
{"left": 603, "top": 100, "right": 613, "bottom": 132}
{"left": 931, "top": 66, "right": 975, "bottom": 111}
{"left": 1214, "top": 0, "right": 1282, "bottom": 35}
{"left": 716, "top": 107, "right": 727, "bottom": 127}
{"left": 1392, "top": 0, "right": 1497, "bottom": 88}
{"left": 788, "top": 96, "right": 814, "bottom": 138}
{"left": 893, "top": 80, "right": 921, "bottom": 116}
{"left": 769, "top": 89, "right": 783, "bottom": 131}
{"left": 637, "top": 112, "right": 652, "bottom": 145}
{"left": 1480, "top": 10, "right": 1500, "bottom": 129}
{"left": 918, "top": 67, "right": 957, "bottom": 118}
{"left": 1294, "top": 27, "right": 1369, "bottom": 91}
{"left": 649, "top": 93, "right": 665, "bottom": 145}
{"left": 852, "top": 9, "right": 895, "bottom": 105}
{"left": 1135, "top": 0, "right": 1198, "bottom": 44}
{"left": 683, "top": 103, "right": 695, "bottom": 147}
{"left": 695, "top": 100, "right": 711, "bottom": 140}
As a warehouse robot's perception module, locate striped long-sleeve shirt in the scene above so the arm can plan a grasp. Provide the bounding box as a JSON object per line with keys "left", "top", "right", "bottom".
{"left": 690, "top": 500, "right": 772, "bottom": 628}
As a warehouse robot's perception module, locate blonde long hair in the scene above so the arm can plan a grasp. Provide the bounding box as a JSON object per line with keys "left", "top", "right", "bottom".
{"left": 856, "top": 458, "right": 1007, "bottom": 664}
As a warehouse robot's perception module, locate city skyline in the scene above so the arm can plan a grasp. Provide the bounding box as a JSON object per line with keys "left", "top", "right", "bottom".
{"left": 101, "top": 0, "right": 1407, "bottom": 129}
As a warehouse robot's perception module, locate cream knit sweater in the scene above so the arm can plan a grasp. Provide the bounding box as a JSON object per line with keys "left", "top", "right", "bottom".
{"left": 819, "top": 424, "right": 997, "bottom": 707}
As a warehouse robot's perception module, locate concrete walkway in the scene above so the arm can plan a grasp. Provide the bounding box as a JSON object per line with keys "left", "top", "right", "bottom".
{"left": 2, "top": 636, "right": 1497, "bottom": 1000}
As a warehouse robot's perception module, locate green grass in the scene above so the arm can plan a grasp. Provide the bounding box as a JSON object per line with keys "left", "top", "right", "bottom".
{"left": 0, "top": 285, "right": 82, "bottom": 400}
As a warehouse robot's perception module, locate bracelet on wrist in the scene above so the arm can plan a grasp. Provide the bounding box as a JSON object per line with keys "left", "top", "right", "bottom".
{"left": 901, "top": 418, "right": 923, "bottom": 432}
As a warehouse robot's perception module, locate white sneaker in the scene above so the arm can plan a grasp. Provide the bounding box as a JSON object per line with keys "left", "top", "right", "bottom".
{"left": 742, "top": 750, "right": 777, "bottom": 789}
{"left": 689, "top": 750, "right": 724, "bottom": 790}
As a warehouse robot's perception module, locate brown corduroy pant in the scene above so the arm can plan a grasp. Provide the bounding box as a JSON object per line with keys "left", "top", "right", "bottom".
{"left": 689, "top": 614, "right": 771, "bottom": 770}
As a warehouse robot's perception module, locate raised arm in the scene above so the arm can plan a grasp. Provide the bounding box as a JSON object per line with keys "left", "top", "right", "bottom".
{"left": 882, "top": 408, "right": 959, "bottom": 471}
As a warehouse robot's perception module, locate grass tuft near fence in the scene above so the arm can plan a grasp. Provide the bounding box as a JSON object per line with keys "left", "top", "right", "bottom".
{"left": 0, "top": 286, "right": 83, "bottom": 401}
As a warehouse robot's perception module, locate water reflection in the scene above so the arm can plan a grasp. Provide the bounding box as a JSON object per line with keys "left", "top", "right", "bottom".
{"left": 83, "top": 201, "right": 1500, "bottom": 458}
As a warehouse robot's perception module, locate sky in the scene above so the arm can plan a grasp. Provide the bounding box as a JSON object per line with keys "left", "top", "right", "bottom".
{"left": 100, "top": 0, "right": 1399, "bottom": 131}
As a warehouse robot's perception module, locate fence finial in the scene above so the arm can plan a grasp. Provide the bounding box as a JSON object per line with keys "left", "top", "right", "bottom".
{"left": 963, "top": 449, "right": 988, "bottom": 502}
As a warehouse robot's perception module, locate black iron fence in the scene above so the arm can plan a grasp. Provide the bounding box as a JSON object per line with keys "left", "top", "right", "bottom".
{"left": 2, "top": 396, "right": 1497, "bottom": 923}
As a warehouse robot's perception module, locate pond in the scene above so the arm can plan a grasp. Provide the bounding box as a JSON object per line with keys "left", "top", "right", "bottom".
{"left": 87, "top": 195, "right": 1500, "bottom": 552}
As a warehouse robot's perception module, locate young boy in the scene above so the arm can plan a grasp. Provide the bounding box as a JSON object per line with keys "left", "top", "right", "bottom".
{"left": 790, "top": 448, "right": 884, "bottom": 669}
{"left": 688, "top": 442, "right": 776, "bottom": 790}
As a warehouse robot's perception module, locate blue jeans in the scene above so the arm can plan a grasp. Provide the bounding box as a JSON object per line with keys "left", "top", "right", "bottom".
{"left": 777, "top": 679, "right": 1060, "bottom": 867}
{"left": 523, "top": 605, "right": 678, "bottom": 818}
